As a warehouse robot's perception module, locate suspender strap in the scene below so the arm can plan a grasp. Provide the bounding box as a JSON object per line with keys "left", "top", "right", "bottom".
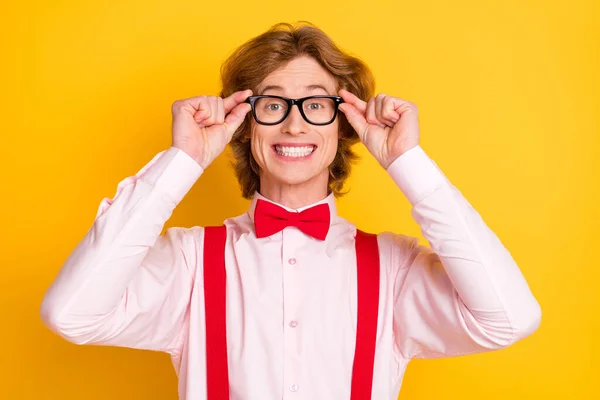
{"left": 203, "top": 226, "right": 380, "bottom": 400}
{"left": 203, "top": 225, "right": 230, "bottom": 399}
{"left": 350, "top": 229, "right": 381, "bottom": 400}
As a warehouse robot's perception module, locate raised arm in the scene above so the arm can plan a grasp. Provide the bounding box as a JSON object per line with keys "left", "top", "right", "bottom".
{"left": 386, "top": 145, "right": 541, "bottom": 359}
{"left": 40, "top": 147, "right": 204, "bottom": 353}
{"left": 40, "top": 90, "right": 253, "bottom": 354}
{"left": 338, "top": 89, "right": 541, "bottom": 360}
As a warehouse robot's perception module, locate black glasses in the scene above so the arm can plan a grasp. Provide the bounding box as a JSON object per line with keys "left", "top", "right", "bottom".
{"left": 245, "top": 95, "right": 344, "bottom": 126}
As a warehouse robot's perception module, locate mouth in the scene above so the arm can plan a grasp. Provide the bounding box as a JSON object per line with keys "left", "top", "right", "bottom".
{"left": 272, "top": 143, "right": 317, "bottom": 159}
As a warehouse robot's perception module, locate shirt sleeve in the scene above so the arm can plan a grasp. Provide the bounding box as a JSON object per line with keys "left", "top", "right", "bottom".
{"left": 40, "top": 146, "right": 204, "bottom": 355}
{"left": 386, "top": 145, "right": 542, "bottom": 360}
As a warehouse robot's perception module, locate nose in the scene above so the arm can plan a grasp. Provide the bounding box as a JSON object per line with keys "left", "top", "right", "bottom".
{"left": 281, "top": 104, "right": 308, "bottom": 136}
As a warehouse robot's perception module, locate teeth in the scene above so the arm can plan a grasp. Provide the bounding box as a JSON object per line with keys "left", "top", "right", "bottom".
{"left": 275, "top": 145, "right": 315, "bottom": 157}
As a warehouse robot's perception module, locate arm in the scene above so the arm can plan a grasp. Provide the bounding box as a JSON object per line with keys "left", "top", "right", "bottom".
{"left": 387, "top": 145, "right": 541, "bottom": 359}
{"left": 40, "top": 146, "right": 204, "bottom": 354}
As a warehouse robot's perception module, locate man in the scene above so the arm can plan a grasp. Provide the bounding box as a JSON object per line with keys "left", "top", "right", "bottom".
{"left": 41, "top": 22, "right": 541, "bottom": 400}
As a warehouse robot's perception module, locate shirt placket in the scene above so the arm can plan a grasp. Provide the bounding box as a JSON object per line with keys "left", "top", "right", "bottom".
{"left": 281, "top": 225, "right": 303, "bottom": 397}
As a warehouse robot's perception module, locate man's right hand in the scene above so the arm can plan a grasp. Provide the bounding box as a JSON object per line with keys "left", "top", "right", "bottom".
{"left": 171, "top": 89, "right": 253, "bottom": 169}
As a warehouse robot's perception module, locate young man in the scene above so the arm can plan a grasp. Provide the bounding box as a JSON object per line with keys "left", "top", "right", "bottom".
{"left": 41, "top": 22, "right": 541, "bottom": 400}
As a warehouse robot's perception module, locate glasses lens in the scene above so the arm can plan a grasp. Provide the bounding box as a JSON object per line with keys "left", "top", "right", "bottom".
{"left": 303, "top": 97, "right": 336, "bottom": 124}
{"left": 255, "top": 97, "right": 288, "bottom": 124}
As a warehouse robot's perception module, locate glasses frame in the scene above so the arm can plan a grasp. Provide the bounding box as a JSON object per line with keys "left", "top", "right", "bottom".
{"left": 245, "top": 95, "right": 344, "bottom": 126}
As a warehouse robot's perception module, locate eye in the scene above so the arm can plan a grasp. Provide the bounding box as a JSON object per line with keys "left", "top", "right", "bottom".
{"left": 258, "top": 98, "right": 287, "bottom": 112}
{"left": 267, "top": 103, "right": 282, "bottom": 111}
{"left": 306, "top": 102, "right": 322, "bottom": 110}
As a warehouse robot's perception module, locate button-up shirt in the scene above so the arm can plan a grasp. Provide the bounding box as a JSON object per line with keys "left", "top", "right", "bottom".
{"left": 40, "top": 145, "right": 542, "bottom": 400}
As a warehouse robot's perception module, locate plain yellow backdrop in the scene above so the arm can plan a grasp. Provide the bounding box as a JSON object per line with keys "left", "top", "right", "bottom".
{"left": 1, "top": 0, "right": 598, "bottom": 399}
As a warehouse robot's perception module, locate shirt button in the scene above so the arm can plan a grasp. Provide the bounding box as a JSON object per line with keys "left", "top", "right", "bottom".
{"left": 289, "top": 320, "right": 298, "bottom": 328}
{"left": 290, "top": 384, "right": 298, "bottom": 392}
{"left": 288, "top": 257, "right": 297, "bottom": 265}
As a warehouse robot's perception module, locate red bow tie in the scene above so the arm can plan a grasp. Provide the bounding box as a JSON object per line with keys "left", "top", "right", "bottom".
{"left": 253, "top": 199, "right": 331, "bottom": 240}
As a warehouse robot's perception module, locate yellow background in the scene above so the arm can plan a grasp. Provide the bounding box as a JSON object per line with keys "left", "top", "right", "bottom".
{"left": 1, "top": 0, "right": 598, "bottom": 398}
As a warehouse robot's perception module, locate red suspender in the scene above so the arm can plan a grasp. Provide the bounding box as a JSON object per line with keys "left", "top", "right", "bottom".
{"left": 350, "top": 229, "right": 380, "bottom": 400}
{"left": 203, "top": 226, "right": 230, "bottom": 399}
{"left": 203, "top": 226, "right": 380, "bottom": 400}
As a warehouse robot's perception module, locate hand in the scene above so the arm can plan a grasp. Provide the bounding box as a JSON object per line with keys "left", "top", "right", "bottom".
{"left": 171, "top": 89, "right": 252, "bottom": 169}
{"left": 338, "top": 89, "right": 420, "bottom": 169}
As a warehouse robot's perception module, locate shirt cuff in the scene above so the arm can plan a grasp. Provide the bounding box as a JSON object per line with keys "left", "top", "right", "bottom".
{"left": 138, "top": 146, "right": 204, "bottom": 204}
{"left": 386, "top": 145, "right": 447, "bottom": 206}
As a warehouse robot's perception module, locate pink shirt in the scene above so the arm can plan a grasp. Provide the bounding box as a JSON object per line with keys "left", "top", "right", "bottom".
{"left": 40, "top": 145, "right": 541, "bottom": 400}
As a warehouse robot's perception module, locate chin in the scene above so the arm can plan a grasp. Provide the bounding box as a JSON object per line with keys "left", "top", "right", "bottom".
{"left": 263, "top": 164, "right": 329, "bottom": 187}
{"left": 272, "top": 172, "right": 319, "bottom": 187}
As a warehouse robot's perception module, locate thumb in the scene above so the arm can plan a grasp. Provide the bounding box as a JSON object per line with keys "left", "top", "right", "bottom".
{"left": 339, "top": 103, "right": 368, "bottom": 141}
{"left": 223, "top": 102, "right": 251, "bottom": 139}
{"left": 223, "top": 89, "right": 252, "bottom": 113}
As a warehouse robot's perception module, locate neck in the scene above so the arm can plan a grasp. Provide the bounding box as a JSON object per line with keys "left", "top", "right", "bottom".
{"left": 259, "top": 170, "right": 330, "bottom": 209}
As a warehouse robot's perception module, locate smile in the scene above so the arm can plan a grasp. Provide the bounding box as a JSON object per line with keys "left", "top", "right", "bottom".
{"left": 273, "top": 144, "right": 316, "bottom": 158}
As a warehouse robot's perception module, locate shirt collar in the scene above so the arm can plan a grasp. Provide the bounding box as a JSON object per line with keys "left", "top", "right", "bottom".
{"left": 247, "top": 190, "right": 338, "bottom": 225}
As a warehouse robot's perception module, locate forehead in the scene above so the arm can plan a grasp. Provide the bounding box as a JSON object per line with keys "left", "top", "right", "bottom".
{"left": 257, "top": 56, "right": 338, "bottom": 95}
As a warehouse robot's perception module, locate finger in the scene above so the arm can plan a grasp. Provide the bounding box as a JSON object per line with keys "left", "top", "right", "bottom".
{"left": 202, "top": 97, "right": 217, "bottom": 126}
{"left": 382, "top": 97, "right": 401, "bottom": 125}
{"left": 375, "top": 94, "right": 385, "bottom": 119}
{"left": 366, "top": 98, "right": 380, "bottom": 125}
{"left": 376, "top": 94, "right": 395, "bottom": 127}
{"left": 365, "top": 98, "right": 386, "bottom": 128}
{"left": 216, "top": 96, "right": 224, "bottom": 124}
{"left": 186, "top": 96, "right": 214, "bottom": 115}
{"left": 193, "top": 106, "right": 211, "bottom": 124}
{"left": 338, "top": 89, "right": 367, "bottom": 115}
{"left": 223, "top": 89, "right": 253, "bottom": 114}
{"left": 338, "top": 103, "right": 368, "bottom": 142}
{"left": 375, "top": 94, "right": 393, "bottom": 127}
{"left": 176, "top": 96, "right": 206, "bottom": 113}
{"left": 192, "top": 100, "right": 213, "bottom": 126}
{"left": 223, "top": 102, "right": 251, "bottom": 139}
{"left": 366, "top": 98, "right": 376, "bottom": 124}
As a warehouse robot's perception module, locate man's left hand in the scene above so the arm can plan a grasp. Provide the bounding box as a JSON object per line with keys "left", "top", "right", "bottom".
{"left": 338, "top": 89, "right": 420, "bottom": 169}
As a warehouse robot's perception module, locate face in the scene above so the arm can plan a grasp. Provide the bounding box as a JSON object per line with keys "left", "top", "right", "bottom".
{"left": 249, "top": 56, "right": 340, "bottom": 194}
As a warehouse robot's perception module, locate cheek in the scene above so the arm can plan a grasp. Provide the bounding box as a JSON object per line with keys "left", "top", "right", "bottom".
{"left": 249, "top": 124, "right": 274, "bottom": 161}
{"left": 249, "top": 125, "right": 260, "bottom": 161}
{"left": 322, "top": 127, "right": 340, "bottom": 161}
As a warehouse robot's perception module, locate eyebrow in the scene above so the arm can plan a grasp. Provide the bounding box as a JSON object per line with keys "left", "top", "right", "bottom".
{"left": 259, "top": 84, "right": 332, "bottom": 96}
